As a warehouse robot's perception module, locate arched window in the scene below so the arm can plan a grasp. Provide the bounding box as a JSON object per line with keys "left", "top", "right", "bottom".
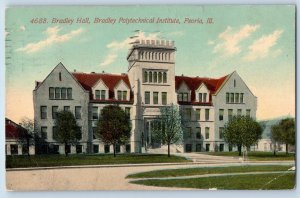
{"left": 152, "top": 52, "right": 154, "bottom": 60}
{"left": 144, "top": 71, "right": 148, "bottom": 83}
{"left": 163, "top": 72, "right": 167, "bottom": 83}
{"left": 149, "top": 71, "right": 153, "bottom": 83}
{"left": 59, "top": 72, "right": 61, "bottom": 81}
{"left": 161, "top": 53, "right": 164, "bottom": 60}
{"left": 168, "top": 53, "right": 171, "bottom": 60}
{"left": 154, "top": 52, "right": 157, "bottom": 60}
{"left": 165, "top": 53, "right": 168, "bottom": 60}
{"left": 154, "top": 72, "right": 157, "bottom": 83}
{"left": 140, "top": 52, "right": 143, "bottom": 60}
{"left": 158, "top": 72, "right": 162, "bottom": 83}
{"left": 148, "top": 52, "right": 151, "bottom": 60}
{"left": 158, "top": 53, "right": 161, "bottom": 60}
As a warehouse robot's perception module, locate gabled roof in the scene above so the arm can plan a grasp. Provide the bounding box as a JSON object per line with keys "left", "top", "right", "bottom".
{"left": 72, "top": 72, "right": 132, "bottom": 101}
{"left": 175, "top": 74, "right": 228, "bottom": 104}
{"left": 5, "top": 118, "right": 26, "bottom": 139}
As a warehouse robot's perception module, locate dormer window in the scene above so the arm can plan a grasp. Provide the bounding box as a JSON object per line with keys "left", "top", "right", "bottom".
{"left": 95, "top": 90, "right": 106, "bottom": 100}
{"left": 178, "top": 92, "right": 189, "bottom": 102}
{"left": 199, "top": 93, "right": 207, "bottom": 102}
{"left": 117, "top": 90, "right": 127, "bottom": 100}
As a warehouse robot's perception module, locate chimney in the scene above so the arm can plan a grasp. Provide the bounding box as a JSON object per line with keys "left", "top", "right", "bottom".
{"left": 74, "top": 69, "right": 76, "bottom": 72}
{"left": 102, "top": 70, "right": 105, "bottom": 73}
{"left": 91, "top": 72, "right": 95, "bottom": 74}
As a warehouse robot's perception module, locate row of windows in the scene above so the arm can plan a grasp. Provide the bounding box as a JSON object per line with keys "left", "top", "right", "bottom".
{"left": 183, "top": 108, "right": 210, "bottom": 121}
{"left": 91, "top": 107, "right": 131, "bottom": 120}
{"left": 226, "top": 92, "right": 244, "bottom": 104}
{"left": 219, "top": 109, "right": 251, "bottom": 121}
{"left": 144, "top": 91, "right": 167, "bottom": 105}
{"left": 93, "top": 144, "right": 131, "bottom": 153}
{"left": 40, "top": 106, "right": 81, "bottom": 119}
{"left": 49, "top": 87, "right": 72, "bottom": 100}
{"left": 140, "top": 51, "right": 171, "bottom": 61}
{"left": 185, "top": 127, "right": 211, "bottom": 139}
{"left": 143, "top": 71, "right": 167, "bottom": 84}
{"left": 41, "top": 126, "right": 83, "bottom": 140}
{"left": 185, "top": 143, "right": 226, "bottom": 152}
{"left": 178, "top": 92, "right": 208, "bottom": 102}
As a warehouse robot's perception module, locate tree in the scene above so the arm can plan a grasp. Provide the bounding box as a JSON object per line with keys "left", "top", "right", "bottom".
{"left": 18, "top": 117, "right": 35, "bottom": 156}
{"left": 54, "top": 110, "right": 81, "bottom": 156}
{"left": 223, "top": 116, "right": 263, "bottom": 156}
{"left": 151, "top": 104, "right": 183, "bottom": 157}
{"left": 271, "top": 118, "right": 295, "bottom": 155}
{"left": 96, "top": 105, "right": 131, "bottom": 157}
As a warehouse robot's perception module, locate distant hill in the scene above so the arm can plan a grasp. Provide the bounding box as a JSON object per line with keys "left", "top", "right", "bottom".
{"left": 258, "top": 116, "right": 294, "bottom": 139}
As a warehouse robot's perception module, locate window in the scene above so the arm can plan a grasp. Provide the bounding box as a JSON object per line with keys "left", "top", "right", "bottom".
{"left": 246, "top": 109, "right": 251, "bottom": 117}
{"left": 92, "top": 107, "right": 98, "bottom": 120}
{"left": 101, "top": 90, "right": 106, "bottom": 99}
{"left": 92, "top": 127, "right": 97, "bottom": 139}
{"left": 41, "top": 127, "right": 47, "bottom": 139}
{"left": 52, "top": 106, "right": 58, "bottom": 119}
{"left": 235, "top": 93, "right": 239, "bottom": 103}
{"left": 59, "top": 72, "right": 62, "bottom": 81}
{"left": 116, "top": 144, "right": 121, "bottom": 153}
{"left": 219, "top": 109, "right": 224, "bottom": 121}
{"left": 226, "top": 93, "right": 229, "bottom": 103}
{"left": 93, "top": 145, "right": 99, "bottom": 153}
{"left": 64, "top": 106, "right": 70, "bottom": 111}
{"left": 40, "top": 106, "right": 47, "bottom": 119}
{"left": 145, "top": 91, "right": 150, "bottom": 104}
{"left": 117, "top": 91, "right": 122, "bottom": 100}
{"left": 49, "top": 87, "right": 55, "bottom": 99}
{"left": 228, "top": 109, "right": 233, "bottom": 121}
{"left": 153, "top": 72, "right": 157, "bottom": 83}
{"left": 196, "top": 144, "right": 202, "bottom": 152}
{"left": 158, "top": 72, "right": 162, "bottom": 83}
{"left": 240, "top": 93, "right": 244, "bottom": 103}
{"left": 78, "top": 127, "right": 82, "bottom": 140}
{"left": 67, "top": 88, "right": 72, "bottom": 99}
{"left": 75, "top": 106, "right": 81, "bottom": 119}
{"left": 153, "top": 92, "right": 158, "bottom": 104}
{"left": 185, "top": 127, "right": 192, "bottom": 138}
{"left": 196, "top": 127, "right": 201, "bottom": 139}
{"left": 199, "top": 93, "right": 202, "bottom": 102}
{"left": 149, "top": 72, "right": 152, "bottom": 83}
{"left": 163, "top": 72, "right": 167, "bottom": 83}
{"left": 185, "top": 144, "right": 192, "bottom": 152}
{"left": 237, "top": 109, "right": 242, "bottom": 116}
{"left": 61, "top": 88, "right": 67, "bottom": 99}
{"left": 144, "top": 71, "right": 148, "bottom": 82}
{"left": 184, "top": 108, "right": 192, "bottom": 120}
{"left": 55, "top": 88, "right": 60, "bottom": 99}
{"left": 196, "top": 109, "right": 201, "bottom": 121}
{"left": 122, "top": 91, "right": 127, "bottom": 100}
{"left": 203, "top": 93, "right": 207, "bottom": 102}
{"left": 10, "top": 145, "right": 18, "bottom": 155}
{"left": 125, "top": 107, "right": 130, "bottom": 116}
{"left": 220, "top": 144, "right": 224, "bottom": 152}
{"left": 205, "top": 109, "right": 210, "bottom": 121}
{"left": 104, "top": 145, "right": 110, "bottom": 153}
{"left": 126, "top": 144, "right": 131, "bottom": 153}
{"left": 183, "top": 93, "right": 188, "bottom": 102}
{"left": 76, "top": 145, "right": 82, "bottom": 154}
{"left": 95, "top": 90, "right": 100, "bottom": 99}
{"left": 205, "top": 127, "right": 210, "bottom": 139}
{"left": 162, "top": 92, "right": 167, "bottom": 105}
{"left": 53, "top": 126, "right": 58, "bottom": 140}
{"left": 219, "top": 127, "right": 224, "bottom": 139}
{"left": 234, "top": 79, "right": 236, "bottom": 87}
{"left": 230, "top": 93, "right": 234, "bottom": 103}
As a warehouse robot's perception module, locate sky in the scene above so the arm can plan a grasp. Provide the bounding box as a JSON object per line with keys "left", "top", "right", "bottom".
{"left": 5, "top": 5, "right": 295, "bottom": 123}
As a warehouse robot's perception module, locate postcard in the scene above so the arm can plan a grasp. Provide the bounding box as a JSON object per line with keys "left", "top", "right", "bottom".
{"left": 5, "top": 5, "right": 295, "bottom": 191}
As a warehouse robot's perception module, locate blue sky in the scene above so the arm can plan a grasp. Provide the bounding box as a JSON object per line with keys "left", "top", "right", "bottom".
{"left": 5, "top": 5, "right": 295, "bottom": 122}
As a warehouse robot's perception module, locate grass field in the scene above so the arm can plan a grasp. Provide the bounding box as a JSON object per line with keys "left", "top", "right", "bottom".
{"left": 131, "top": 173, "right": 295, "bottom": 190}
{"left": 6, "top": 154, "right": 190, "bottom": 168}
{"left": 126, "top": 165, "right": 294, "bottom": 178}
{"left": 206, "top": 151, "right": 295, "bottom": 161}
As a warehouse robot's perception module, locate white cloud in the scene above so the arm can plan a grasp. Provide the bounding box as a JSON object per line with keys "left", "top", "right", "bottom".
{"left": 20, "top": 25, "right": 26, "bottom": 31}
{"left": 243, "top": 30, "right": 283, "bottom": 61}
{"left": 213, "top": 24, "right": 260, "bottom": 57}
{"left": 16, "top": 26, "right": 83, "bottom": 53}
{"left": 100, "top": 54, "right": 118, "bottom": 67}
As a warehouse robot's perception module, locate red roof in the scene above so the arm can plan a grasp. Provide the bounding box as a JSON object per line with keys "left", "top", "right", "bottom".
{"left": 72, "top": 72, "right": 132, "bottom": 101}
{"left": 5, "top": 118, "right": 23, "bottom": 139}
{"left": 175, "top": 74, "right": 228, "bottom": 104}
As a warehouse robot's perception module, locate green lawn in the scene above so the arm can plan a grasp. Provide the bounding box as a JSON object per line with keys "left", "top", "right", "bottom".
{"left": 127, "top": 165, "right": 294, "bottom": 178}
{"left": 206, "top": 151, "right": 295, "bottom": 161}
{"left": 6, "top": 154, "right": 190, "bottom": 168}
{"left": 131, "top": 173, "right": 295, "bottom": 190}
